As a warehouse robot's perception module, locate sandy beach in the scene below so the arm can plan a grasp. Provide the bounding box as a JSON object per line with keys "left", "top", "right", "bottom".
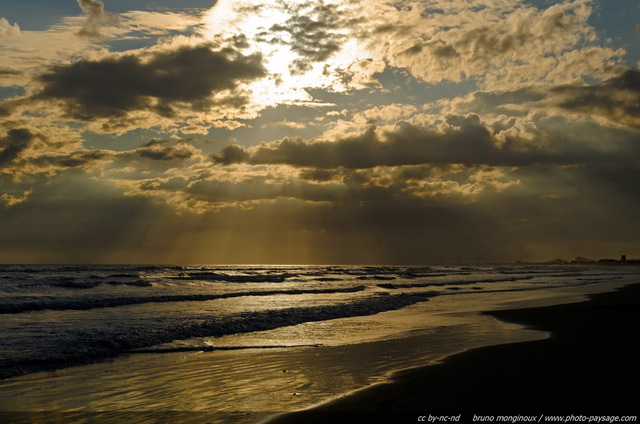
{"left": 1, "top": 271, "right": 638, "bottom": 424}
{"left": 271, "top": 282, "right": 640, "bottom": 423}
{"left": 0, "top": 284, "right": 549, "bottom": 424}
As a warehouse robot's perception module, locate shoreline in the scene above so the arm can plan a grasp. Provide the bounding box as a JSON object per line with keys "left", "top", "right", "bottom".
{"left": 0, "top": 278, "right": 637, "bottom": 423}
{"left": 0, "top": 290, "right": 547, "bottom": 419}
{"left": 269, "top": 281, "right": 640, "bottom": 423}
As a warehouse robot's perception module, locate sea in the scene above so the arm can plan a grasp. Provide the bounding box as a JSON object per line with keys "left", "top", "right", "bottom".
{"left": 0, "top": 264, "right": 638, "bottom": 423}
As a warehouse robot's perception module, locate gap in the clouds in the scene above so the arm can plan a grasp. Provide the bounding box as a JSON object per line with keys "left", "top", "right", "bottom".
{"left": 306, "top": 67, "right": 478, "bottom": 109}
{"left": 101, "top": 0, "right": 217, "bottom": 14}
{"left": 0, "top": 86, "right": 25, "bottom": 101}
{"left": 0, "top": 1, "right": 75, "bottom": 31}
{"left": 588, "top": 0, "right": 639, "bottom": 67}
{"left": 104, "top": 34, "right": 184, "bottom": 53}
{"left": 223, "top": 104, "right": 335, "bottom": 147}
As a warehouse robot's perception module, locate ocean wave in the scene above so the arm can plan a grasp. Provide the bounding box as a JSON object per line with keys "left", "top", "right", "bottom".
{"left": 0, "top": 291, "right": 437, "bottom": 380}
{"left": 0, "top": 285, "right": 368, "bottom": 314}
{"left": 376, "top": 275, "right": 536, "bottom": 290}
{"left": 51, "top": 278, "right": 152, "bottom": 289}
{"left": 0, "top": 265, "right": 178, "bottom": 274}
{"left": 170, "top": 272, "right": 296, "bottom": 283}
{"left": 357, "top": 275, "right": 396, "bottom": 281}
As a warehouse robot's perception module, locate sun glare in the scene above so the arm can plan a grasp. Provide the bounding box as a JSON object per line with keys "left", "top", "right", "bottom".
{"left": 200, "top": 0, "right": 370, "bottom": 108}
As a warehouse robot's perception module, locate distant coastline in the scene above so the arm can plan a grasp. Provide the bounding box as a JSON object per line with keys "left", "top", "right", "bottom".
{"left": 516, "top": 254, "right": 640, "bottom": 266}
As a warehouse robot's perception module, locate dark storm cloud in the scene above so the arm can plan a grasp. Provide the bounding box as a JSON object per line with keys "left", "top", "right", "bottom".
{"left": 212, "top": 144, "right": 251, "bottom": 165}
{"left": 0, "top": 128, "right": 34, "bottom": 167}
{"left": 36, "top": 44, "right": 266, "bottom": 120}
{"left": 551, "top": 68, "right": 640, "bottom": 128}
{"left": 140, "top": 139, "right": 169, "bottom": 148}
{"left": 215, "top": 114, "right": 614, "bottom": 170}
{"left": 136, "top": 144, "right": 194, "bottom": 161}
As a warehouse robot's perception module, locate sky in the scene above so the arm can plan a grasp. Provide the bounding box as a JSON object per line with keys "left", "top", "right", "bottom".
{"left": 0, "top": 0, "right": 639, "bottom": 264}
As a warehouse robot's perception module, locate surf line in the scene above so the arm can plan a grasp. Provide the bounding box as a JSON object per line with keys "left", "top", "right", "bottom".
{"left": 128, "top": 344, "right": 323, "bottom": 354}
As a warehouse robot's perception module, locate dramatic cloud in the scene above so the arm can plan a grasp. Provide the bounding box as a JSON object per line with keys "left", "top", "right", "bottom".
{"left": 1, "top": 0, "right": 639, "bottom": 263}
{"left": 214, "top": 112, "right": 627, "bottom": 170}
{"left": 551, "top": 69, "right": 640, "bottom": 128}
{"left": 354, "top": 0, "right": 623, "bottom": 89}
{"left": 213, "top": 144, "right": 251, "bottom": 165}
{"left": 36, "top": 43, "right": 266, "bottom": 126}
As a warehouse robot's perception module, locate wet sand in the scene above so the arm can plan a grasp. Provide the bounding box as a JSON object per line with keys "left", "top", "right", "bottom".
{"left": 0, "top": 295, "right": 544, "bottom": 424}
{"left": 1, "top": 281, "right": 637, "bottom": 424}
{"left": 272, "top": 282, "right": 640, "bottom": 422}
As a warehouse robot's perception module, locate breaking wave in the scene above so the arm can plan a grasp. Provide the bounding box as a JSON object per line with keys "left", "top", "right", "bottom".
{"left": 0, "top": 285, "right": 367, "bottom": 314}
{"left": 0, "top": 291, "right": 436, "bottom": 380}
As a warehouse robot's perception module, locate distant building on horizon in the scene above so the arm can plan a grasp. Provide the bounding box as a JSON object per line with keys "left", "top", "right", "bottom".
{"left": 533, "top": 254, "right": 639, "bottom": 266}
{"left": 597, "top": 255, "right": 640, "bottom": 266}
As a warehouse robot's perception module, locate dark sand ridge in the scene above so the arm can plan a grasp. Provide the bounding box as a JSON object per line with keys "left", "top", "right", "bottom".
{"left": 271, "top": 282, "right": 640, "bottom": 423}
